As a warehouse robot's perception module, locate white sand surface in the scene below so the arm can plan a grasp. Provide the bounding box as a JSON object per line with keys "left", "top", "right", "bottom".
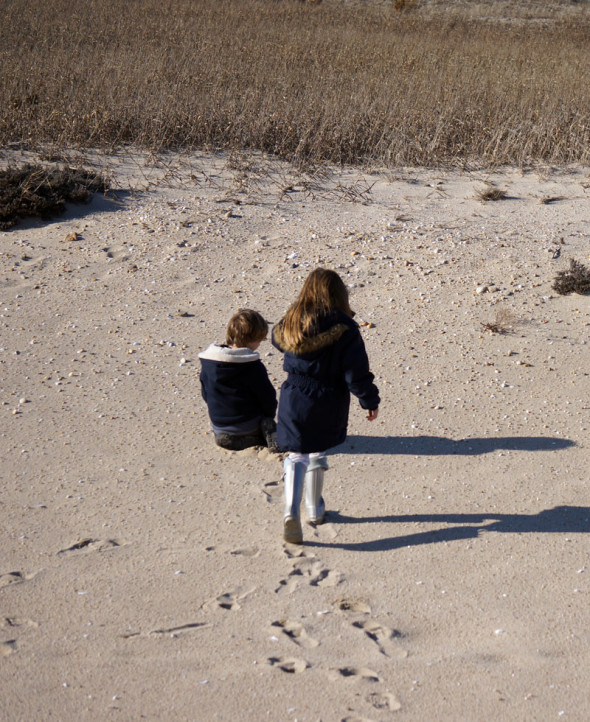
{"left": 1, "top": 152, "right": 589, "bottom": 721}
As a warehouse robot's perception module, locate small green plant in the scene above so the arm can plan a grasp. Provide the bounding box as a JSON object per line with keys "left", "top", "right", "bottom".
{"left": 552, "top": 258, "right": 590, "bottom": 296}
{"left": 0, "top": 164, "right": 109, "bottom": 230}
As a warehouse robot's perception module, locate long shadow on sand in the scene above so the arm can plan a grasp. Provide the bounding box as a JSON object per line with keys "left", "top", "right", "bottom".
{"left": 336, "top": 435, "right": 575, "bottom": 455}
{"left": 308, "top": 506, "right": 590, "bottom": 552}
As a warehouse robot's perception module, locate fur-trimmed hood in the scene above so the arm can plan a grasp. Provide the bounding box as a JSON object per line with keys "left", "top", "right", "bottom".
{"left": 272, "top": 323, "right": 348, "bottom": 355}
{"left": 198, "top": 344, "right": 260, "bottom": 363}
{"left": 272, "top": 309, "right": 379, "bottom": 453}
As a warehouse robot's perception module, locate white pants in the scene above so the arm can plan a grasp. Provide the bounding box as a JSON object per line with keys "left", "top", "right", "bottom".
{"left": 288, "top": 452, "right": 327, "bottom": 468}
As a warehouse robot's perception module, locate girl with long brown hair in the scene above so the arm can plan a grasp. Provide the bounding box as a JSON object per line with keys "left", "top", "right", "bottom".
{"left": 272, "top": 268, "right": 380, "bottom": 544}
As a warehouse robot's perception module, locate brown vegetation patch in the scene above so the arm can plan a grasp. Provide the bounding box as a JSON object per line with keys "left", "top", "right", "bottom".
{"left": 481, "top": 307, "right": 517, "bottom": 334}
{"left": 476, "top": 186, "right": 508, "bottom": 202}
{"left": 1, "top": 1, "right": 590, "bottom": 166}
{"left": 0, "top": 165, "right": 108, "bottom": 230}
{"left": 393, "top": 0, "right": 418, "bottom": 11}
{"left": 552, "top": 258, "right": 590, "bottom": 296}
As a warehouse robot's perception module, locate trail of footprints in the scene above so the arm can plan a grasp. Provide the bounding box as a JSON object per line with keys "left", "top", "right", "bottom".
{"left": 4, "top": 533, "right": 403, "bottom": 715}
{"left": 1, "top": 617, "right": 38, "bottom": 658}
{"left": 264, "top": 547, "right": 405, "bottom": 716}
{"left": 194, "top": 542, "right": 406, "bottom": 715}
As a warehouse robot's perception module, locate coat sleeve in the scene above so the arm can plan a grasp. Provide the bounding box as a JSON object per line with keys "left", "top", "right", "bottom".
{"left": 339, "top": 327, "right": 380, "bottom": 410}
{"left": 248, "top": 361, "right": 278, "bottom": 418}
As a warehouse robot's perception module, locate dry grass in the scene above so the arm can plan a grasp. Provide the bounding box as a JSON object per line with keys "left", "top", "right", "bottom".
{"left": 476, "top": 185, "right": 508, "bottom": 202}
{"left": 552, "top": 259, "right": 590, "bottom": 296}
{"left": 481, "top": 307, "right": 517, "bottom": 334}
{"left": 393, "top": 0, "right": 418, "bottom": 11}
{"left": 1, "top": 0, "right": 590, "bottom": 167}
{"left": 0, "top": 165, "right": 109, "bottom": 230}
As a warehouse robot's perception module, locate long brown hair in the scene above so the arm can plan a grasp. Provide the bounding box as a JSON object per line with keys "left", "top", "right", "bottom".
{"left": 280, "top": 268, "right": 354, "bottom": 347}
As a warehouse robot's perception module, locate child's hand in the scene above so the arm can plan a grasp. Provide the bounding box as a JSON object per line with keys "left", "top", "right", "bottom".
{"left": 366, "top": 408, "right": 379, "bottom": 421}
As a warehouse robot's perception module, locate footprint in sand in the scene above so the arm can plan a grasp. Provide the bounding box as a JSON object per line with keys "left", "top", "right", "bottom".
{"left": 328, "top": 666, "right": 381, "bottom": 683}
{"left": 0, "top": 571, "right": 38, "bottom": 588}
{"left": 282, "top": 546, "right": 312, "bottom": 560}
{"left": 206, "top": 586, "right": 256, "bottom": 611}
{"left": 366, "top": 690, "right": 402, "bottom": 712}
{"left": 215, "top": 592, "right": 241, "bottom": 611}
{"left": 292, "top": 558, "right": 343, "bottom": 588}
{"left": 274, "top": 548, "right": 313, "bottom": 594}
{"left": 230, "top": 546, "right": 260, "bottom": 558}
{"left": 267, "top": 656, "right": 309, "bottom": 674}
{"left": 335, "top": 599, "right": 371, "bottom": 615}
{"left": 100, "top": 245, "right": 130, "bottom": 262}
{"left": 352, "top": 620, "right": 407, "bottom": 659}
{"left": 274, "top": 577, "right": 300, "bottom": 596}
{"left": 0, "top": 640, "right": 18, "bottom": 657}
{"left": 313, "top": 522, "right": 338, "bottom": 540}
{"left": 1, "top": 617, "right": 38, "bottom": 630}
{"left": 261, "top": 480, "right": 282, "bottom": 504}
{"left": 57, "top": 538, "right": 122, "bottom": 556}
{"left": 271, "top": 620, "right": 319, "bottom": 649}
{"left": 275, "top": 550, "right": 343, "bottom": 592}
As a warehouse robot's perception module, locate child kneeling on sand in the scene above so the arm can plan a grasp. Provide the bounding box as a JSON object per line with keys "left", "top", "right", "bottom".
{"left": 199, "top": 309, "right": 278, "bottom": 451}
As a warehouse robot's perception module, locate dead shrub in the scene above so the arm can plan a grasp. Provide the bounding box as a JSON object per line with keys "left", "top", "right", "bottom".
{"left": 476, "top": 185, "right": 507, "bottom": 202}
{"left": 0, "top": 164, "right": 109, "bottom": 230}
{"left": 481, "top": 307, "right": 516, "bottom": 334}
{"left": 552, "top": 258, "right": 590, "bottom": 295}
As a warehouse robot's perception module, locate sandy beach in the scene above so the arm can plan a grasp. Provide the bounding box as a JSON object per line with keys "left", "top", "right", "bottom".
{"left": 1, "top": 152, "right": 589, "bottom": 720}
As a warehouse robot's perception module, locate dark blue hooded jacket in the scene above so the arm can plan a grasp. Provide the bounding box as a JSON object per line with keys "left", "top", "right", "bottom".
{"left": 198, "top": 345, "right": 277, "bottom": 432}
{"left": 272, "top": 310, "right": 380, "bottom": 453}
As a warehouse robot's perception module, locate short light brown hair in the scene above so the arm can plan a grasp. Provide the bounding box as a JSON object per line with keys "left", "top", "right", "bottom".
{"left": 226, "top": 309, "right": 268, "bottom": 347}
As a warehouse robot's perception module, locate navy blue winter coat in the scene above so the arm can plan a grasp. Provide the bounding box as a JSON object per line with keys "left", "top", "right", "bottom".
{"left": 272, "top": 310, "right": 380, "bottom": 453}
{"left": 198, "top": 345, "right": 277, "bottom": 432}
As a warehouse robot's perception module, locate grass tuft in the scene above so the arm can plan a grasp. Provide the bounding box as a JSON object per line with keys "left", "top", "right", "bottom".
{"left": 0, "top": 164, "right": 109, "bottom": 230}
{"left": 481, "top": 307, "right": 516, "bottom": 334}
{"left": 476, "top": 185, "right": 507, "bottom": 202}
